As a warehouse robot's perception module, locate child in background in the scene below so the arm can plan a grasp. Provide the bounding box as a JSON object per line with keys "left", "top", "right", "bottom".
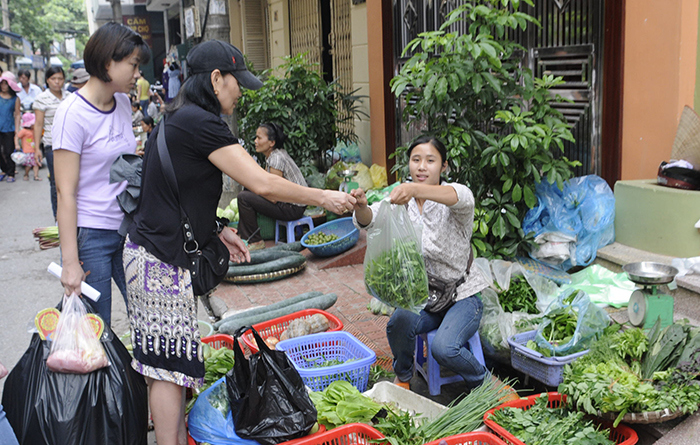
{"left": 14, "top": 112, "right": 41, "bottom": 181}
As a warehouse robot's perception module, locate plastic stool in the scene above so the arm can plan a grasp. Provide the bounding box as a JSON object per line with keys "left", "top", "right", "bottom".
{"left": 414, "top": 329, "right": 485, "bottom": 396}
{"left": 275, "top": 216, "right": 314, "bottom": 244}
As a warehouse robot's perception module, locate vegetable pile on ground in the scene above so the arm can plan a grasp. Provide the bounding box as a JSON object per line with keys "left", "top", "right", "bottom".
{"left": 489, "top": 393, "right": 614, "bottom": 445}
{"left": 497, "top": 277, "right": 538, "bottom": 314}
{"left": 186, "top": 344, "right": 236, "bottom": 412}
{"left": 306, "top": 231, "right": 339, "bottom": 245}
{"left": 559, "top": 320, "right": 700, "bottom": 426}
{"left": 365, "top": 240, "right": 428, "bottom": 310}
{"left": 33, "top": 226, "right": 59, "bottom": 250}
{"left": 371, "top": 378, "right": 516, "bottom": 445}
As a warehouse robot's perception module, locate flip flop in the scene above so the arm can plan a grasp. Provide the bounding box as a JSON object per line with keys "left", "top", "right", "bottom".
{"left": 0, "top": 174, "right": 5, "bottom": 181}
{"left": 7, "top": 177, "right": 16, "bottom": 183}
{"left": 34, "top": 177, "right": 42, "bottom": 181}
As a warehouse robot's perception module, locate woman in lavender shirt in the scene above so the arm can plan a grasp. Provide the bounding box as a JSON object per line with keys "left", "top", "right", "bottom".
{"left": 53, "top": 23, "right": 150, "bottom": 324}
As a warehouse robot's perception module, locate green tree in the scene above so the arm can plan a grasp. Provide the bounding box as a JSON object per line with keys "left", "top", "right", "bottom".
{"left": 10, "top": 0, "right": 88, "bottom": 59}
{"left": 237, "top": 54, "right": 365, "bottom": 176}
{"left": 391, "top": 0, "right": 579, "bottom": 259}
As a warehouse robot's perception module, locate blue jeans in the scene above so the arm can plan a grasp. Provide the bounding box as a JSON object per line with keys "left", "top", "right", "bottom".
{"left": 75, "top": 227, "right": 127, "bottom": 325}
{"left": 386, "top": 294, "right": 487, "bottom": 388}
{"left": 0, "top": 404, "right": 20, "bottom": 445}
{"left": 140, "top": 99, "right": 149, "bottom": 118}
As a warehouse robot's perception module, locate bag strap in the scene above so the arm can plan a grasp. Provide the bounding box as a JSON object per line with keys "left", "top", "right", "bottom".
{"left": 155, "top": 118, "right": 198, "bottom": 254}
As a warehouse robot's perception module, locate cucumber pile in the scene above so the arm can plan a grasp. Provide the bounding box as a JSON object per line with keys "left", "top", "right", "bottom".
{"left": 225, "top": 242, "right": 307, "bottom": 284}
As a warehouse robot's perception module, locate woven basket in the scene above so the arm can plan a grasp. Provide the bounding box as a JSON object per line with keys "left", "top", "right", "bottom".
{"left": 597, "top": 408, "right": 686, "bottom": 425}
{"left": 222, "top": 263, "right": 306, "bottom": 284}
{"left": 671, "top": 106, "right": 700, "bottom": 168}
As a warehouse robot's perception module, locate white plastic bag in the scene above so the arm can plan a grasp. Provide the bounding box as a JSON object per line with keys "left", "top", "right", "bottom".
{"left": 46, "top": 294, "right": 109, "bottom": 374}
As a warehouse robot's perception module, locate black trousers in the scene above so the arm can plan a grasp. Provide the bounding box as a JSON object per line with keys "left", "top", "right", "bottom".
{"left": 0, "top": 131, "right": 15, "bottom": 177}
{"left": 237, "top": 190, "right": 306, "bottom": 243}
{"left": 44, "top": 144, "right": 57, "bottom": 219}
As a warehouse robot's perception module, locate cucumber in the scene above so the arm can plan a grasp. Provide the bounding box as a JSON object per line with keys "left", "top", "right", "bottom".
{"left": 213, "top": 291, "right": 324, "bottom": 330}
{"left": 218, "top": 293, "right": 338, "bottom": 335}
{"left": 226, "top": 253, "right": 305, "bottom": 277}
{"left": 229, "top": 249, "right": 299, "bottom": 267}
{"left": 266, "top": 241, "right": 304, "bottom": 252}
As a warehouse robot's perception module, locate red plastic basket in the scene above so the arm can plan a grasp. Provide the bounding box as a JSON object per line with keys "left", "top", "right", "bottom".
{"left": 201, "top": 333, "right": 236, "bottom": 350}
{"left": 242, "top": 309, "right": 343, "bottom": 353}
{"left": 284, "top": 423, "right": 387, "bottom": 445}
{"left": 483, "top": 392, "right": 638, "bottom": 445}
{"left": 422, "top": 432, "right": 508, "bottom": 445}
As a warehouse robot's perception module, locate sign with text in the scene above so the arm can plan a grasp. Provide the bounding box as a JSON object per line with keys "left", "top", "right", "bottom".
{"left": 123, "top": 15, "right": 152, "bottom": 48}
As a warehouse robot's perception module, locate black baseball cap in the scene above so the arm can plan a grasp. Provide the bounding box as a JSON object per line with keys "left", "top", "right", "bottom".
{"left": 186, "top": 40, "right": 263, "bottom": 90}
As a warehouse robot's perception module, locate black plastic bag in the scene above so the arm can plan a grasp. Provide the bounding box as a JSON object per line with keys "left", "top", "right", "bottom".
{"left": 226, "top": 327, "right": 317, "bottom": 445}
{"left": 2, "top": 299, "right": 149, "bottom": 445}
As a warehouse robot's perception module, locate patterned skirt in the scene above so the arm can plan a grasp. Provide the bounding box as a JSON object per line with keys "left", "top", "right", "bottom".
{"left": 123, "top": 236, "right": 205, "bottom": 388}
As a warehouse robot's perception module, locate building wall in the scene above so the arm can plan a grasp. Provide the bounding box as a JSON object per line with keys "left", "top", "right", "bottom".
{"left": 351, "top": 2, "right": 371, "bottom": 165}
{"left": 268, "top": 0, "right": 289, "bottom": 68}
{"left": 621, "top": 0, "right": 699, "bottom": 179}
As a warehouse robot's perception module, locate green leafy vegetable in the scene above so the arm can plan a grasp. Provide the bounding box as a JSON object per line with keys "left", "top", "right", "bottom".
{"left": 490, "top": 394, "right": 614, "bottom": 445}
{"left": 309, "top": 380, "right": 384, "bottom": 430}
{"left": 365, "top": 240, "right": 428, "bottom": 309}
{"left": 498, "top": 278, "right": 538, "bottom": 314}
{"left": 186, "top": 346, "right": 236, "bottom": 413}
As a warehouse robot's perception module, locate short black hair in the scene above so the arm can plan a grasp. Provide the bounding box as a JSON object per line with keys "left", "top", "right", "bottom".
{"left": 17, "top": 69, "right": 31, "bottom": 79}
{"left": 44, "top": 66, "right": 65, "bottom": 87}
{"left": 142, "top": 116, "right": 154, "bottom": 127}
{"left": 131, "top": 102, "right": 140, "bottom": 110}
{"left": 84, "top": 22, "right": 151, "bottom": 83}
{"left": 165, "top": 71, "right": 232, "bottom": 116}
{"left": 259, "top": 123, "right": 287, "bottom": 150}
{"left": 407, "top": 135, "right": 448, "bottom": 165}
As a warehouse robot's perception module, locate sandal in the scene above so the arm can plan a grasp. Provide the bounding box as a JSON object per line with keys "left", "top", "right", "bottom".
{"left": 7, "top": 177, "right": 15, "bottom": 183}
{"left": 23, "top": 175, "right": 29, "bottom": 181}
{"left": 34, "top": 176, "right": 42, "bottom": 181}
{"left": 0, "top": 173, "right": 5, "bottom": 181}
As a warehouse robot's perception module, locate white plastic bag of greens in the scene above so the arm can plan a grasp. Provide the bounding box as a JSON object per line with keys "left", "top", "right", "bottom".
{"left": 474, "top": 259, "right": 556, "bottom": 359}
{"left": 363, "top": 199, "right": 428, "bottom": 312}
{"left": 534, "top": 288, "right": 610, "bottom": 357}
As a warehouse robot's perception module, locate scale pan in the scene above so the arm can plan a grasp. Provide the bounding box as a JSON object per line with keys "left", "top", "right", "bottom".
{"left": 623, "top": 262, "right": 679, "bottom": 285}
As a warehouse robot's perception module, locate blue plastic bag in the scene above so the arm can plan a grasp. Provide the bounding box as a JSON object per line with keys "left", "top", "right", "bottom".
{"left": 534, "top": 288, "right": 610, "bottom": 356}
{"left": 523, "top": 175, "right": 615, "bottom": 270}
{"left": 187, "top": 378, "right": 258, "bottom": 445}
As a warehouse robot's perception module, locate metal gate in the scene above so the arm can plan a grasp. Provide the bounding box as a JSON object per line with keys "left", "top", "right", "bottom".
{"left": 393, "top": 0, "right": 604, "bottom": 175}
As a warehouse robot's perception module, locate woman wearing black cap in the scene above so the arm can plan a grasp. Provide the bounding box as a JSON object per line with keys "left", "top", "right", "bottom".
{"left": 124, "top": 39, "right": 356, "bottom": 445}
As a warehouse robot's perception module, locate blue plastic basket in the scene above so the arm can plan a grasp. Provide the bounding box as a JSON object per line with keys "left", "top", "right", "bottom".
{"left": 508, "top": 330, "right": 589, "bottom": 387}
{"left": 276, "top": 331, "right": 376, "bottom": 392}
{"left": 301, "top": 217, "right": 360, "bottom": 257}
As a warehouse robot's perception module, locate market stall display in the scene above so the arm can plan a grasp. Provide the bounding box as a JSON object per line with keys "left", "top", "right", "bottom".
{"left": 558, "top": 320, "right": 700, "bottom": 427}
{"left": 276, "top": 331, "right": 376, "bottom": 392}
{"left": 484, "top": 393, "right": 638, "bottom": 445}
{"left": 301, "top": 217, "right": 360, "bottom": 257}
{"left": 622, "top": 262, "right": 678, "bottom": 329}
{"left": 242, "top": 309, "right": 343, "bottom": 353}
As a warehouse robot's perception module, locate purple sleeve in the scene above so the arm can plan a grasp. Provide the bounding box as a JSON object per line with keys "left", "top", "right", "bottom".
{"left": 51, "top": 97, "right": 84, "bottom": 154}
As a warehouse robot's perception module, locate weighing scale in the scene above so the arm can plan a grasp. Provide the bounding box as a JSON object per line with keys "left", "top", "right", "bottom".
{"left": 623, "top": 262, "right": 678, "bottom": 329}
{"left": 339, "top": 169, "right": 359, "bottom": 193}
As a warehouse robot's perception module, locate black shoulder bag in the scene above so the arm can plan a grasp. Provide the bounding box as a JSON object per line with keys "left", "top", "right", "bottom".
{"left": 156, "top": 119, "right": 229, "bottom": 296}
{"left": 424, "top": 250, "right": 474, "bottom": 313}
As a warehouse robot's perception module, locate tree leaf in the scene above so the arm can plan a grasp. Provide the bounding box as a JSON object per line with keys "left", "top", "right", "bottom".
{"left": 512, "top": 184, "right": 522, "bottom": 202}
{"left": 523, "top": 185, "right": 537, "bottom": 208}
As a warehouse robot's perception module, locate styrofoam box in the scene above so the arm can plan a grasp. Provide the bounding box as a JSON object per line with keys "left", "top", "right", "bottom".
{"left": 362, "top": 381, "right": 447, "bottom": 423}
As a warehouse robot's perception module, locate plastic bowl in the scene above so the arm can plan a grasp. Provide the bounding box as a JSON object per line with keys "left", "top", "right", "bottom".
{"left": 301, "top": 217, "right": 359, "bottom": 257}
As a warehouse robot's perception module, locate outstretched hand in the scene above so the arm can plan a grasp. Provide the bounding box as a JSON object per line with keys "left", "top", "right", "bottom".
{"left": 350, "top": 188, "right": 368, "bottom": 210}
{"left": 220, "top": 227, "right": 251, "bottom": 263}
{"left": 320, "top": 190, "right": 357, "bottom": 215}
{"left": 389, "top": 183, "right": 416, "bottom": 205}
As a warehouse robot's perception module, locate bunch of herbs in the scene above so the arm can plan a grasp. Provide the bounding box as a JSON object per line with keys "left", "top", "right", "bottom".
{"left": 365, "top": 240, "right": 429, "bottom": 310}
